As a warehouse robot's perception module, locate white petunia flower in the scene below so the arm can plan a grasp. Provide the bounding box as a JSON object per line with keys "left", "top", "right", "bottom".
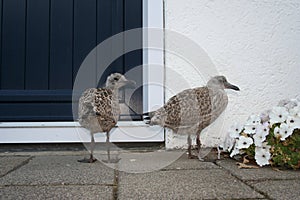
{"left": 253, "top": 132, "right": 267, "bottom": 147}
{"left": 220, "top": 132, "right": 235, "bottom": 152}
{"left": 286, "top": 115, "right": 300, "bottom": 129}
{"left": 256, "top": 123, "right": 270, "bottom": 136}
{"left": 236, "top": 136, "right": 253, "bottom": 149}
{"left": 244, "top": 124, "right": 257, "bottom": 134}
{"left": 269, "top": 107, "right": 289, "bottom": 124}
{"left": 230, "top": 146, "right": 241, "bottom": 157}
{"left": 278, "top": 123, "right": 293, "bottom": 141}
{"left": 244, "top": 115, "right": 261, "bottom": 134}
{"left": 228, "top": 122, "right": 243, "bottom": 138}
{"left": 274, "top": 126, "right": 281, "bottom": 138}
{"left": 254, "top": 123, "right": 270, "bottom": 146}
{"left": 255, "top": 147, "right": 271, "bottom": 167}
{"left": 260, "top": 110, "right": 271, "bottom": 123}
{"left": 246, "top": 114, "right": 261, "bottom": 126}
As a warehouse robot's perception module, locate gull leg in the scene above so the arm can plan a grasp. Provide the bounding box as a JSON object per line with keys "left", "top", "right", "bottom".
{"left": 78, "top": 133, "right": 97, "bottom": 163}
{"left": 102, "top": 131, "right": 120, "bottom": 163}
{"left": 196, "top": 132, "right": 204, "bottom": 161}
{"left": 89, "top": 134, "right": 97, "bottom": 162}
{"left": 217, "top": 146, "right": 221, "bottom": 160}
{"left": 196, "top": 133, "right": 201, "bottom": 153}
{"left": 106, "top": 132, "right": 111, "bottom": 162}
{"left": 187, "top": 134, "right": 197, "bottom": 159}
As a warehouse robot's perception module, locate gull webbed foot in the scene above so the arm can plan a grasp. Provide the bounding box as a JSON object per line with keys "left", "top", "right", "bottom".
{"left": 78, "top": 156, "right": 97, "bottom": 163}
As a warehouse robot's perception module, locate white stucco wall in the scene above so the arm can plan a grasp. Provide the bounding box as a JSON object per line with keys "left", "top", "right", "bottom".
{"left": 164, "top": 0, "right": 300, "bottom": 148}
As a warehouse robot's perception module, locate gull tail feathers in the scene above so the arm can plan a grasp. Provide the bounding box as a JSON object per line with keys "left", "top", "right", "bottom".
{"left": 143, "top": 110, "right": 160, "bottom": 125}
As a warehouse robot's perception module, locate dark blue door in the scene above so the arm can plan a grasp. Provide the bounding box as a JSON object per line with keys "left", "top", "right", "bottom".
{"left": 0, "top": 0, "right": 142, "bottom": 121}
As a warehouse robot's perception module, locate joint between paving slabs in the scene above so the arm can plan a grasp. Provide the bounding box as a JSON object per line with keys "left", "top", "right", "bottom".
{"left": 1, "top": 183, "right": 115, "bottom": 187}
{"left": 112, "top": 168, "right": 119, "bottom": 200}
{"left": 0, "top": 156, "right": 34, "bottom": 179}
{"left": 214, "top": 162, "right": 272, "bottom": 200}
{"left": 160, "top": 163, "right": 221, "bottom": 171}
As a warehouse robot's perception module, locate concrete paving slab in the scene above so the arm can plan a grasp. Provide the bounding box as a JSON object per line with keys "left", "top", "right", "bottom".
{"left": 102, "top": 150, "right": 214, "bottom": 173}
{"left": 118, "top": 169, "right": 264, "bottom": 199}
{"left": 163, "top": 154, "right": 220, "bottom": 170}
{"left": 0, "top": 156, "right": 31, "bottom": 177}
{"left": 0, "top": 185, "right": 113, "bottom": 200}
{"left": 249, "top": 180, "right": 300, "bottom": 200}
{"left": 216, "top": 159, "right": 300, "bottom": 181}
{"left": 0, "top": 155, "right": 115, "bottom": 186}
{"left": 100, "top": 150, "right": 184, "bottom": 173}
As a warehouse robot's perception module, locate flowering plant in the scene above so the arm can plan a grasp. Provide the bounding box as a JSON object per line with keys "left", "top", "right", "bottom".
{"left": 223, "top": 98, "right": 300, "bottom": 169}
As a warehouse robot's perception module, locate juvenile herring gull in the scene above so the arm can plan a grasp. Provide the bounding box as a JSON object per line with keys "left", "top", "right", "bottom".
{"left": 78, "top": 73, "right": 135, "bottom": 163}
{"left": 145, "top": 76, "right": 240, "bottom": 160}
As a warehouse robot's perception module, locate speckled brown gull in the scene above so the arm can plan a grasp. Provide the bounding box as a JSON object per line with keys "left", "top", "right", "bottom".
{"left": 78, "top": 73, "right": 135, "bottom": 163}
{"left": 145, "top": 76, "right": 240, "bottom": 160}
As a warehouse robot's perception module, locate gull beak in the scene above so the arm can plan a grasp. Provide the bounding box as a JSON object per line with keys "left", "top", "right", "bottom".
{"left": 124, "top": 79, "right": 136, "bottom": 89}
{"left": 225, "top": 82, "right": 240, "bottom": 91}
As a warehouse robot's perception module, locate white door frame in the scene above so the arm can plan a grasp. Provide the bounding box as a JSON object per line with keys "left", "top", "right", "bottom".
{"left": 0, "top": 0, "right": 164, "bottom": 143}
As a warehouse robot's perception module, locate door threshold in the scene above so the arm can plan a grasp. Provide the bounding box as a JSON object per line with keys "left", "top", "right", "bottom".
{"left": 0, "top": 121, "right": 164, "bottom": 143}
{"left": 0, "top": 121, "right": 149, "bottom": 128}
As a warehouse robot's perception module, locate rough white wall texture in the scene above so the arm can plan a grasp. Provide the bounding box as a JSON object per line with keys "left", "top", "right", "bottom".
{"left": 164, "top": 0, "right": 300, "bottom": 148}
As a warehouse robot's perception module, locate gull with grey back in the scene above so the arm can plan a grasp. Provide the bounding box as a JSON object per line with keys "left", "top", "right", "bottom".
{"left": 144, "top": 76, "right": 240, "bottom": 160}
{"left": 78, "top": 73, "right": 135, "bottom": 163}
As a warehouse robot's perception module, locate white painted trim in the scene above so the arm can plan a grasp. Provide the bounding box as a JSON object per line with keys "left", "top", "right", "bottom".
{"left": 0, "top": 121, "right": 148, "bottom": 128}
{"left": 0, "top": 122, "right": 164, "bottom": 143}
{"left": 143, "top": 0, "right": 164, "bottom": 112}
{"left": 0, "top": 0, "right": 165, "bottom": 144}
{"left": 0, "top": 122, "right": 80, "bottom": 128}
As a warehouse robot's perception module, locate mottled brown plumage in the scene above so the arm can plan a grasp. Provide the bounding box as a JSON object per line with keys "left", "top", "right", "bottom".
{"left": 79, "top": 88, "right": 119, "bottom": 134}
{"left": 146, "top": 76, "right": 240, "bottom": 160}
{"left": 78, "top": 73, "right": 135, "bottom": 163}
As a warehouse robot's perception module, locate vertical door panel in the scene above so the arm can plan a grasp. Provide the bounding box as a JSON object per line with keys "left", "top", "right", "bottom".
{"left": 73, "top": 0, "right": 97, "bottom": 82}
{"left": 1, "top": 0, "right": 26, "bottom": 89}
{"left": 124, "top": 0, "right": 143, "bottom": 118}
{"left": 25, "top": 0, "right": 50, "bottom": 89}
{"left": 49, "top": 0, "right": 73, "bottom": 89}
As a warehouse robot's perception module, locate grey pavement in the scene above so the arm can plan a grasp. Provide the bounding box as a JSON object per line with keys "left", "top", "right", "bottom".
{"left": 0, "top": 149, "right": 299, "bottom": 200}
